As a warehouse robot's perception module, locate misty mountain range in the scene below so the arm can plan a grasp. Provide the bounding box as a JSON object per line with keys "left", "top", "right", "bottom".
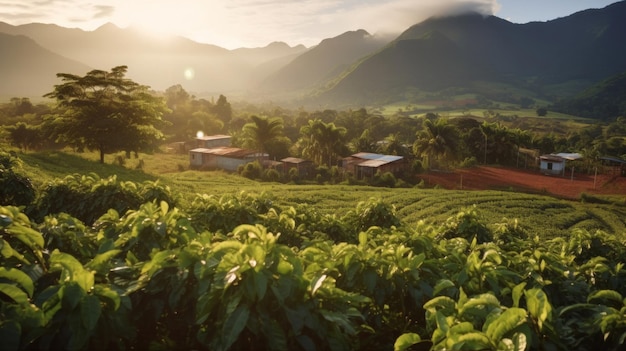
{"left": 1, "top": 0, "right": 625, "bottom": 110}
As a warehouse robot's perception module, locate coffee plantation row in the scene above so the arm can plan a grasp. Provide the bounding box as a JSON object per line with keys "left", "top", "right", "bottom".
{"left": 1, "top": 169, "right": 626, "bottom": 350}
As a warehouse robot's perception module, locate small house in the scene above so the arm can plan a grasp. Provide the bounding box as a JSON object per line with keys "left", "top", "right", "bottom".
{"left": 342, "top": 152, "right": 407, "bottom": 178}
{"left": 189, "top": 146, "right": 267, "bottom": 171}
{"left": 196, "top": 134, "right": 232, "bottom": 149}
{"left": 539, "top": 153, "right": 582, "bottom": 176}
{"left": 539, "top": 155, "right": 565, "bottom": 175}
{"left": 281, "top": 157, "right": 314, "bottom": 177}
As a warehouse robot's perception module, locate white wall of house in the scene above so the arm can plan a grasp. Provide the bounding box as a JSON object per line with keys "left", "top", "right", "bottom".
{"left": 540, "top": 159, "right": 565, "bottom": 175}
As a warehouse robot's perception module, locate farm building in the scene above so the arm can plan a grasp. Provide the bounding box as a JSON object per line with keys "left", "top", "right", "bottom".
{"left": 196, "top": 134, "right": 232, "bottom": 148}
{"left": 539, "top": 153, "right": 583, "bottom": 175}
{"left": 189, "top": 146, "right": 268, "bottom": 171}
{"left": 281, "top": 157, "right": 315, "bottom": 177}
{"left": 342, "top": 152, "right": 407, "bottom": 178}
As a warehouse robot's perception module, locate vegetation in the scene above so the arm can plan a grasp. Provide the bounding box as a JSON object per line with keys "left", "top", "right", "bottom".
{"left": 0, "top": 64, "right": 625, "bottom": 350}
{"left": 42, "top": 66, "right": 169, "bottom": 163}
{"left": 1, "top": 163, "right": 626, "bottom": 350}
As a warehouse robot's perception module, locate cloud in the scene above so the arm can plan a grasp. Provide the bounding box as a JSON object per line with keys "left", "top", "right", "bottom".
{"left": 0, "top": 0, "right": 501, "bottom": 48}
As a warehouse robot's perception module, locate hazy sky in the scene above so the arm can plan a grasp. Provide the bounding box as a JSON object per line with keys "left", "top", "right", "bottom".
{"left": 0, "top": 0, "right": 618, "bottom": 49}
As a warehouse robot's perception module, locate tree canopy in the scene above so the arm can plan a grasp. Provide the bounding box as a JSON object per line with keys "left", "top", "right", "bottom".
{"left": 44, "top": 66, "right": 169, "bottom": 163}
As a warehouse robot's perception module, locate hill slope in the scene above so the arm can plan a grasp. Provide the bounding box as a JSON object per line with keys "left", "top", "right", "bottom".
{"left": 0, "top": 33, "right": 91, "bottom": 97}
{"left": 314, "top": 1, "right": 626, "bottom": 108}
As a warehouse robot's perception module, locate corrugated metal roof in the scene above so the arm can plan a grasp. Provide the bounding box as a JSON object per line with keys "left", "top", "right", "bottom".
{"left": 281, "top": 157, "right": 311, "bottom": 164}
{"left": 351, "top": 153, "right": 403, "bottom": 162}
{"left": 554, "top": 152, "right": 583, "bottom": 160}
{"left": 190, "top": 146, "right": 262, "bottom": 158}
{"left": 197, "top": 134, "right": 231, "bottom": 141}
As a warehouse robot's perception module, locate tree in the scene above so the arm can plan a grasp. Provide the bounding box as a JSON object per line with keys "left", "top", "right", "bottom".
{"left": 536, "top": 107, "right": 548, "bottom": 117}
{"left": 413, "top": 118, "right": 460, "bottom": 169}
{"left": 300, "top": 119, "right": 347, "bottom": 166}
{"left": 43, "top": 66, "right": 169, "bottom": 163}
{"left": 241, "top": 115, "right": 285, "bottom": 158}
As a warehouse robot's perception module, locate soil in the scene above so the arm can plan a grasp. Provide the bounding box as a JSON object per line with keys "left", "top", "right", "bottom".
{"left": 418, "top": 166, "right": 626, "bottom": 200}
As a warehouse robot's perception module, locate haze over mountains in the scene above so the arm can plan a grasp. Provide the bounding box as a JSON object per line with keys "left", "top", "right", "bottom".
{"left": 1, "top": 0, "right": 625, "bottom": 109}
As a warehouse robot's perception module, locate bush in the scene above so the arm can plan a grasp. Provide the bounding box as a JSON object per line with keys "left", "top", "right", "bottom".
{"left": 263, "top": 168, "right": 281, "bottom": 182}
{"left": 459, "top": 156, "right": 478, "bottom": 168}
{"left": 239, "top": 160, "right": 263, "bottom": 180}
{"left": 372, "top": 171, "right": 397, "bottom": 188}
{"left": 0, "top": 152, "right": 35, "bottom": 207}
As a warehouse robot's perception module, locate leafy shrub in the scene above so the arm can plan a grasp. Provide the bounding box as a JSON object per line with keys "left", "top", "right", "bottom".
{"left": 372, "top": 171, "right": 397, "bottom": 188}
{"left": 30, "top": 174, "right": 174, "bottom": 225}
{"left": 460, "top": 156, "right": 478, "bottom": 168}
{"left": 438, "top": 205, "right": 493, "bottom": 244}
{"left": 0, "top": 152, "right": 35, "bottom": 207}
{"left": 343, "top": 198, "right": 401, "bottom": 236}
{"left": 239, "top": 161, "right": 263, "bottom": 180}
{"left": 263, "top": 168, "right": 281, "bottom": 182}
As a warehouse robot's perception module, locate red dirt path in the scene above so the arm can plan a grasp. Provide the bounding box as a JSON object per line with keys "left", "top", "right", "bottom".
{"left": 419, "top": 166, "right": 626, "bottom": 199}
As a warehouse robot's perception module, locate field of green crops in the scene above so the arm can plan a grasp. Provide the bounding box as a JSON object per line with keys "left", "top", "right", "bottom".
{"left": 4, "top": 149, "right": 626, "bottom": 351}
{"left": 17, "top": 150, "right": 626, "bottom": 239}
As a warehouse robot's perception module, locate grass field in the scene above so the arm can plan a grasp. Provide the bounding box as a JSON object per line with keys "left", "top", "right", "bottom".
{"left": 13, "top": 149, "right": 626, "bottom": 239}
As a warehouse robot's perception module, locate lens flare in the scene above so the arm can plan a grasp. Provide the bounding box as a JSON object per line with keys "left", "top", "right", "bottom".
{"left": 184, "top": 68, "right": 195, "bottom": 80}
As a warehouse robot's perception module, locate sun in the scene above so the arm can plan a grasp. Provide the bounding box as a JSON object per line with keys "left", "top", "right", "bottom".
{"left": 116, "top": 2, "right": 193, "bottom": 40}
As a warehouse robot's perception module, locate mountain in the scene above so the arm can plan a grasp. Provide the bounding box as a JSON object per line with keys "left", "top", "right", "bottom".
{"left": 0, "top": 22, "right": 307, "bottom": 96}
{"left": 552, "top": 71, "right": 626, "bottom": 120}
{"left": 313, "top": 1, "right": 626, "bottom": 107}
{"left": 1, "top": 1, "right": 625, "bottom": 109}
{"left": 0, "top": 32, "right": 91, "bottom": 97}
{"left": 258, "top": 30, "right": 389, "bottom": 96}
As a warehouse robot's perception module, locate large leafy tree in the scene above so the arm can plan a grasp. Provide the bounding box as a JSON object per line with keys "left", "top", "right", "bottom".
{"left": 300, "top": 119, "right": 347, "bottom": 166}
{"left": 241, "top": 115, "right": 287, "bottom": 158}
{"left": 413, "top": 118, "right": 460, "bottom": 169}
{"left": 44, "top": 66, "right": 169, "bottom": 163}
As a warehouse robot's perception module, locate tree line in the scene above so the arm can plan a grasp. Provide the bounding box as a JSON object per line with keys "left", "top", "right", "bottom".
{"left": 1, "top": 66, "right": 625, "bottom": 175}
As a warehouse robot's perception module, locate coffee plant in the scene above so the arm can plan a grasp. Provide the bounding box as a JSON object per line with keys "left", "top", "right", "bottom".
{"left": 2, "top": 176, "right": 626, "bottom": 350}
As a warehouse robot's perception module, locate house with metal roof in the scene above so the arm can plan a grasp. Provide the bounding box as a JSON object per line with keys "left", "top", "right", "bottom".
{"left": 342, "top": 152, "right": 407, "bottom": 178}
{"left": 539, "top": 153, "right": 583, "bottom": 175}
{"left": 189, "top": 146, "right": 268, "bottom": 171}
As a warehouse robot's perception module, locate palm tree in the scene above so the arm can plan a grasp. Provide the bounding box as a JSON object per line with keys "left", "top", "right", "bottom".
{"left": 300, "top": 119, "right": 347, "bottom": 166}
{"left": 413, "top": 118, "right": 460, "bottom": 169}
{"left": 241, "top": 115, "right": 284, "bottom": 156}
{"left": 378, "top": 133, "right": 409, "bottom": 156}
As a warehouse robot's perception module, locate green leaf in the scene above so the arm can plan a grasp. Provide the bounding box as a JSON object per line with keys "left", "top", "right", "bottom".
{"left": 511, "top": 332, "right": 528, "bottom": 351}
{"left": 50, "top": 250, "right": 94, "bottom": 292}
{"left": 588, "top": 290, "right": 623, "bottom": 305}
{"left": 394, "top": 333, "right": 421, "bottom": 351}
{"left": 6, "top": 224, "right": 44, "bottom": 249}
{"left": 221, "top": 304, "right": 250, "bottom": 351}
{"left": 447, "top": 332, "right": 491, "bottom": 350}
{"left": 62, "top": 282, "right": 85, "bottom": 310}
{"left": 311, "top": 274, "right": 327, "bottom": 296}
{"left": 512, "top": 282, "right": 527, "bottom": 308}
{"left": 253, "top": 271, "right": 268, "bottom": 301}
{"left": 81, "top": 294, "right": 102, "bottom": 331}
{"left": 358, "top": 232, "right": 367, "bottom": 247}
{"left": 433, "top": 279, "right": 456, "bottom": 296}
{"left": 458, "top": 293, "right": 500, "bottom": 319}
{"left": 485, "top": 307, "right": 527, "bottom": 343}
{"left": 0, "top": 267, "right": 34, "bottom": 297}
{"left": 93, "top": 285, "right": 121, "bottom": 310}
{"left": 524, "top": 288, "right": 552, "bottom": 330}
{"left": 0, "top": 239, "right": 28, "bottom": 264}
{"left": 262, "top": 316, "right": 288, "bottom": 351}
{"left": 0, "top": 283, "right": 29, "bottom": 304}
{"left": 85, "top": 249, "right": 122, "bottom": 271}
